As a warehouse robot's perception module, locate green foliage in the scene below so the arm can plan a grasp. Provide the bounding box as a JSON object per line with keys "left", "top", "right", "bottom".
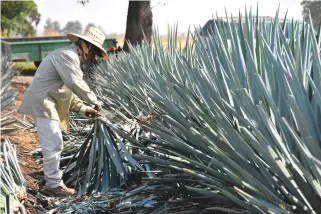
{"left": 12, "top": 62, "right": 37, "bottom": 72}
{"left": 1, "top": 0, "right": 41, "bottom": 37}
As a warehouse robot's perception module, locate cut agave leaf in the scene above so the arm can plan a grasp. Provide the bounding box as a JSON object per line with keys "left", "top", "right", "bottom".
{"left": 0, "top": 139, "right": 26, "bottom": 213}
{"left": 62, "top": 119, "right": 140, "bottom": 195}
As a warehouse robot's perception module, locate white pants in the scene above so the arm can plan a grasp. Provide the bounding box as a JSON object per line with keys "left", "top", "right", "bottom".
{"left": 33, "top": 116, "right": 64, "bottom": 188}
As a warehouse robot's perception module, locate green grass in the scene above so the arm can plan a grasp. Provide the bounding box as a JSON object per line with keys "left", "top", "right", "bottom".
{"left": 12, "top": 62, "right": 36, "bottom": 72}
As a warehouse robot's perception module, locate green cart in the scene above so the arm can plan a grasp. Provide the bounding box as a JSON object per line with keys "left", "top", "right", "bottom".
{"left": 1, "top": 36, "right": 117, "bottom": 67}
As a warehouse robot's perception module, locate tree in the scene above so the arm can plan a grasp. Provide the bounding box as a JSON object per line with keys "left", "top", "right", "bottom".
{"left": 78, "top": 0, "right": 89, "bottom": 5}
{"left": 1, "top": 0, "right": 41, "bottom": 37}
{"left": 62, "top": 21, "right": 83, "bottom": 34}
{"left": 85, "top": 23, "right": 96, "bottom": 29}
{"left": 52, "top": 21, "right": 61, "bottom": 32}
{"left": 44, "top": 18, "right": 61, "bottom": 32}
{"left": 77, "top": 0, "right": 153, "bottom": 52}
{"left": 44, "top": 18, "right": 53, "bottom": 29}
{"left": 301, "top": 0, "right": 321, "bottom": 30}
{"left": 123, "top": 1, "right": 153, "bottom": 52}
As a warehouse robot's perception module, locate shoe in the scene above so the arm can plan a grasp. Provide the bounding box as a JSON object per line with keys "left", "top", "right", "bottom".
{"left": 41, "top": 184, "right": 77, "bottom": 197}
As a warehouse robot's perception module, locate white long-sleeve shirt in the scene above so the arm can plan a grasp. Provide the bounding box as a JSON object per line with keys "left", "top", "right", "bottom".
{"left": 19, "top": 44, "right": 100, "bottom": 133}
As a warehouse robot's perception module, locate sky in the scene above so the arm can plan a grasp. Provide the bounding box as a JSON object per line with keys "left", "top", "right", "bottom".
{"left": 34, "top": 0, "right": 303, "bottom": 36}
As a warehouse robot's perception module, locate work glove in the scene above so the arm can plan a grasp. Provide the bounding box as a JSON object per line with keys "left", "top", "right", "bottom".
{"left": 79, "top": 105, "right": 98, "bottom": 118}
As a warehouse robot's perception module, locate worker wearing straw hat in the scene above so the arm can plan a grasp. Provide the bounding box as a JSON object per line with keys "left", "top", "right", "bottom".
{"left": 19, "top": 26, "right": 107, "bottom": 197}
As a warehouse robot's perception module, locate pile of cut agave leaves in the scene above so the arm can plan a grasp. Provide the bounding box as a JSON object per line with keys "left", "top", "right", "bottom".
{"left": 16, "top": 7, "right": 321, "bottom": 214}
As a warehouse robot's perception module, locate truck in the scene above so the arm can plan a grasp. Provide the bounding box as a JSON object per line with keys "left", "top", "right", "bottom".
{"left": 1, "top": 36, "right": 118, "bottom": 67}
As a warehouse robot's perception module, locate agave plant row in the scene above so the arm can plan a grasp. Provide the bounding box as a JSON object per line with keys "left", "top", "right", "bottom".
{"left": 1, "top": 51, "right": 27, "bottom": 213}
{"left": 0, "top": 56, "right": 19, "bottom": 134}
{"left": 83, "top": 7, "right": 321, "bottom": 214}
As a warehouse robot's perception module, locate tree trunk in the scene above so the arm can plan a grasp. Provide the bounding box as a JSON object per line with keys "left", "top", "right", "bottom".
{"left": 123, "top": 1, "right": 153, "bottom": 52}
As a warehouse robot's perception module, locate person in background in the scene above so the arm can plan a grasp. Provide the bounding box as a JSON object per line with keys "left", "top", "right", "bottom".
{"left": 19, "top": 26, "right": 107, "bottom": 197}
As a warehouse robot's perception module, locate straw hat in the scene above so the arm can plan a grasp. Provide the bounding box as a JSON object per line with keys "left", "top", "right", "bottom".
{"left": 67, "top": 26, "right": 107, "bottom": 59}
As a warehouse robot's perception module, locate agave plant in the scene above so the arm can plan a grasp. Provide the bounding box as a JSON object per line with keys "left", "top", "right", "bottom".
{"left": 87, "top": 6, "right": 321, "bottom": 214}
{"left": 0, "top": 55, "right": 20, "bottom": 135}
{"left": 62, "top": 118, "right": 145, "bottom": 195}
{"left": 0, "top": 42, "right": 26, "bottom": 214}
{"left": 0, "top": 56, "right": 16, "bottom": 111}
{"left": 0, "top": 139, "right": 26, "bottom": 214}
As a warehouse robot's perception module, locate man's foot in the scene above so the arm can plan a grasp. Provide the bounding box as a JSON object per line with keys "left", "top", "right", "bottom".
{"left": 41, "top": 184, "right": 76, "bottom": 197}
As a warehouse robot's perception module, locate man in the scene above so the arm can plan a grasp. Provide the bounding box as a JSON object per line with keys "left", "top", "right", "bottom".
{"left": 19, "top": 26, "right": 107, "bottom": 197}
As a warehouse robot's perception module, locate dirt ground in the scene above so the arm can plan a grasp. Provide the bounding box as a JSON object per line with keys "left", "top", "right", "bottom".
{"left": 1, "top": 76, "right": 41, "bottom": 213}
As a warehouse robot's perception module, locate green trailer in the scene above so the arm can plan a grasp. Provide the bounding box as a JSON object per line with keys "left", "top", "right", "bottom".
{"left": 1, "top": 36, "right": 117, "bottom": 67}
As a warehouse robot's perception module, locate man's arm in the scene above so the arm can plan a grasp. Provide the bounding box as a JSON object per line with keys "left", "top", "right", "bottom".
{"left": 51, "top": 49, "right": 99, "bottom": 105}
{"left": 70, "top": 94, "right": 99, "bottom": 117}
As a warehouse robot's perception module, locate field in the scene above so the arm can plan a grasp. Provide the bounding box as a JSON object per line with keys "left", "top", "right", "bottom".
{"left": 3, "top": 13, "right": 321, "bottom": 213}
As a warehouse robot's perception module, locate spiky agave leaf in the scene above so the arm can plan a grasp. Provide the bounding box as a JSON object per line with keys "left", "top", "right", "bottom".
{"left": 0, "top": 54, "right": 19, "bottom": 134}
{"left": 0, "top": 139, "right": 26, "bottom": 214}
{"left": 1, "top": 56, "right": 16, "bottom": 111}
{"left": 62, "top": 119, "right": 146, "bottom": 195}
{"left": 88, "top": 6, "right": 321, "bottom": 214}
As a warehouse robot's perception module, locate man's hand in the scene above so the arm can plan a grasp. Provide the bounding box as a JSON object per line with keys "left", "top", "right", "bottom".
{"left": 85, "top": 107, "right": 98, "bottom": 118}
{"left": 138, "top": 114, "right": 157, "bottom": 124}
{"left": 94, "top": 103, "right": 102, "bottom": 112}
